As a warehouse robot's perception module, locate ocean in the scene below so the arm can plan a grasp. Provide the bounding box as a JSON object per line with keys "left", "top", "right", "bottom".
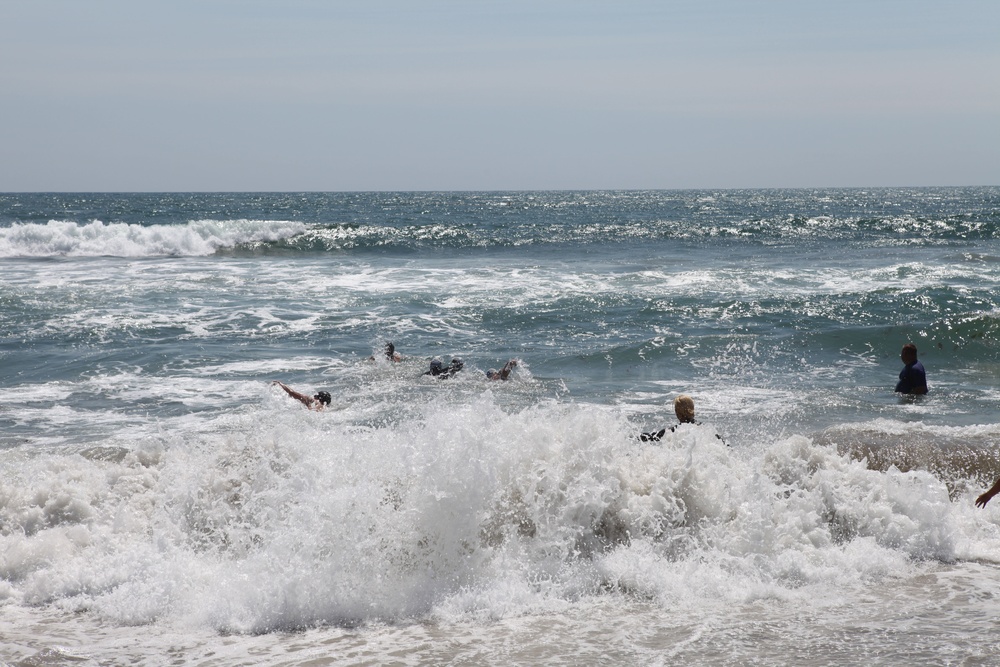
{"left": 2, "top": 188, "right": 1000, "bottom": 665}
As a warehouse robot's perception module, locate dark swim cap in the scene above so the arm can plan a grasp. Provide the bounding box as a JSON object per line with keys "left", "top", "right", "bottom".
{"left": 315, "top": 391, "right": 332, "bottom": 406}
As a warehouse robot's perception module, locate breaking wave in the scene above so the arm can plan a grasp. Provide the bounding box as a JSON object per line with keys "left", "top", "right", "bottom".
{"left": 0, "top": 219, "right": 308, "bottom": 258}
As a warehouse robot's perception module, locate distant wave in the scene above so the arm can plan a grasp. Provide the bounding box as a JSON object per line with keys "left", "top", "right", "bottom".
{"left": 0, "top": 219, "right": 308, "bottom": 258}
{"left": 3, "top": 195, "right": 998, "bottom": 259}
{"left": 210, "top": 215, "right": 1000, "bottom": 254}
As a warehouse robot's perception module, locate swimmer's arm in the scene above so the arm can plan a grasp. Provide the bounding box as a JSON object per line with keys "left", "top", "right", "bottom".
{"left": 273, "top": 381, "right": 314, "bottom": 408}
{"left": 639, "top": 428, "right": 665, "bottom": 442}
{"left": 976, "top": 478, "right": 1000, "bottom": 508}
{"left": 498, "top": 359, "right": 518, "bottom": 380}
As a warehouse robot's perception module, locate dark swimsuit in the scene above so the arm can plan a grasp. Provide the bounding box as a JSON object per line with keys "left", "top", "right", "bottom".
{"left": 640, "top": 422, "right": 727, "bottom": 446}
{"left": 426, "top": 359, "right": 464, "bottom": 379}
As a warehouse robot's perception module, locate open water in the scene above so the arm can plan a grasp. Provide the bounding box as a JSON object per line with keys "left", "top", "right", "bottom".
{"left": 2, "top": 188, "right": 1000, "bottom": 665}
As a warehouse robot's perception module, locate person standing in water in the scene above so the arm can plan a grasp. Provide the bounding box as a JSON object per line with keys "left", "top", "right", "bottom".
{"left": 895, "top": 343, "right": 928, "bottom": 395}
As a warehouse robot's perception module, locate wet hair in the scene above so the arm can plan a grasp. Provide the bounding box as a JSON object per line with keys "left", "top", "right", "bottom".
{"left": 384, "top": 342, "right": 395, "bottom": 358}
{"left": 429, "top": 358, "right": 444, "bottom": 375}
{"left": 674, "top": 395, "right": 696, "bottom": 423}
{"left": 314, "top": 391, "right": 332, "bottom": 406}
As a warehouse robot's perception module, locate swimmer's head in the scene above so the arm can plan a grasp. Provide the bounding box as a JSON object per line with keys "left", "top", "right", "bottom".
{"left": 384, "top": 342, "right": 395, "bottom": 358}
{"left": 674, "top": 395, "right": 695, "bottom": 423}
{"left": 450, "top": 358, "right": 464, "bottom": 370}
{"left": 429, "top": 358, "right": 444, "bottom": 375}
{"left": 486, "top": 369, "right": 498, "bottom": 379}
{"left": 314, "top": 391, "right": 332, "bottom": 406}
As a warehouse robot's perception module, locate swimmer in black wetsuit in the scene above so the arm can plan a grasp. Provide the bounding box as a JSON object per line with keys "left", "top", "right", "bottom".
{"left": 640, "top": 394, "right": 725, "bottom": 444}
{"left": 425, "top": 357, "right": 464, "bottom": 379}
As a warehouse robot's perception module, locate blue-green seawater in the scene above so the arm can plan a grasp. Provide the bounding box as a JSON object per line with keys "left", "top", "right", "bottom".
{"left": 3, "top": 188, "right": 1000, "bottom": 665}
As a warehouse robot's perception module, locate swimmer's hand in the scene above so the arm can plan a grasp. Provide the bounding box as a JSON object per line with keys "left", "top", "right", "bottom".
{"left": 976, "top": 480, "right": 1000, "bottom": 508}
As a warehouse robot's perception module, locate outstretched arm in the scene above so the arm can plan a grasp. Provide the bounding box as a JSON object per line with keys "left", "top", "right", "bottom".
{"left": 976, "top": 477, "right": 1000, "bottom": 508}
{"left": 497, "top": 359, "right": 518, "bottom": 381}
{"left": 273, "top": 381, "right": 314, "bottom": 408}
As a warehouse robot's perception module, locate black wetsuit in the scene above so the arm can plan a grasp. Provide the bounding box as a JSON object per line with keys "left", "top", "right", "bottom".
{"left": 426, "top": 359, "right": 464, "bottom": 379}
{"left": 640, "top": 422, "right": 727, "bottom": 446}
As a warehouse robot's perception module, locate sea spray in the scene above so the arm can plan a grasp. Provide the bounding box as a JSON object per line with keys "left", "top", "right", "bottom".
{"left": 0, "top": 393, "right": 963, "bottom": 633}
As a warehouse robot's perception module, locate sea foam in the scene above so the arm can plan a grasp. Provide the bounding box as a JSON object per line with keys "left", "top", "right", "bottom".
{"left": 0, "top": 219, "right": 307, "bottom": 257}
{"left": 0, "top": 393, "right": 962, "bottom": 633}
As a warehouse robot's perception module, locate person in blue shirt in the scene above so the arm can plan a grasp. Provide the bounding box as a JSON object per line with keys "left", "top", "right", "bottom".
{"left": 894, "top": 343, "right": 928, "bottom": 395}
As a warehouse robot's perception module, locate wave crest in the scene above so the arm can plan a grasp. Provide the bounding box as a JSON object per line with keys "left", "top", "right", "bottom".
{"left": 0, "top": 219, "right": 308, "bottom": 258}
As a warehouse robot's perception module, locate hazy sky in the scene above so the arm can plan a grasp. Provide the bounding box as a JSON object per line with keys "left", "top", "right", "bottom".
{"left": 2, "top": 1, "right": 998, "bottom": 191}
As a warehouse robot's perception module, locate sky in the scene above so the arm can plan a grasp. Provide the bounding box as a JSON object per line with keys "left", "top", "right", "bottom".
{"left": 2, "top": 0, "right": 998, "bottom": 191}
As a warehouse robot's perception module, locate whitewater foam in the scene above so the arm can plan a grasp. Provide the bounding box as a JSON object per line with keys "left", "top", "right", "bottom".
{"left": 0, "top": 219, "right": 307, "bottom": 257}
{"left": 0, "top": 393, "right": 970, "bottom": 636}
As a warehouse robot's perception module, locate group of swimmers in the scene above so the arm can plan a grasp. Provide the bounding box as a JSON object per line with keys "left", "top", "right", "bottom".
{"left": 273, "top": 342, "right": 520, "bottom": 411}
{"left": 372, "top": 342, "right": 519, "bottom": 382}
{"left": 275, "top": 340, "right": 930, "bottom": 409}
{"left": 274, "top": 340, "right": 723, "bottom": 447}
{"left": 276, "top": 340, "right": 930, "bottom": 410}
{"left": 641, "top": 342, "right": 927, "bottom": 448}
{"left": 424, "top": 356, "right": 519, "bottom": 381}
{"left": 274, "top": 340, "right": 1000, "bottom": 516}
{"left": 270, "top": 339, "right": 1000, "bottom": 511}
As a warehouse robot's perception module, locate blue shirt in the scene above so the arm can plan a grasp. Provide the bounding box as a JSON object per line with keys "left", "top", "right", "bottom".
{"left": 895, "top": 360, "right": 927, "bottom": 394}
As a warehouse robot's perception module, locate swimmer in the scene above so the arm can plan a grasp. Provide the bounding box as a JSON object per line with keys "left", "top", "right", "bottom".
{"left": 370, "top": 342, "right": 403, "bottom": 362}
{"left": 272, "top": 381, "right": 332, "bottom": 411}
{"left": 640, "top": 394, "right": 725, "bottom": 444}
{"left": 425, "top": 357, "right": 464, "bottom": 379}
{"left": 486, "top": 359, "right": 518, "bottom": 381}
{"left": 674, "top": 394, "right": 696, "bottom": 424}
{"left": 976, "top": 478, "right": 1000, "bottom": 508}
